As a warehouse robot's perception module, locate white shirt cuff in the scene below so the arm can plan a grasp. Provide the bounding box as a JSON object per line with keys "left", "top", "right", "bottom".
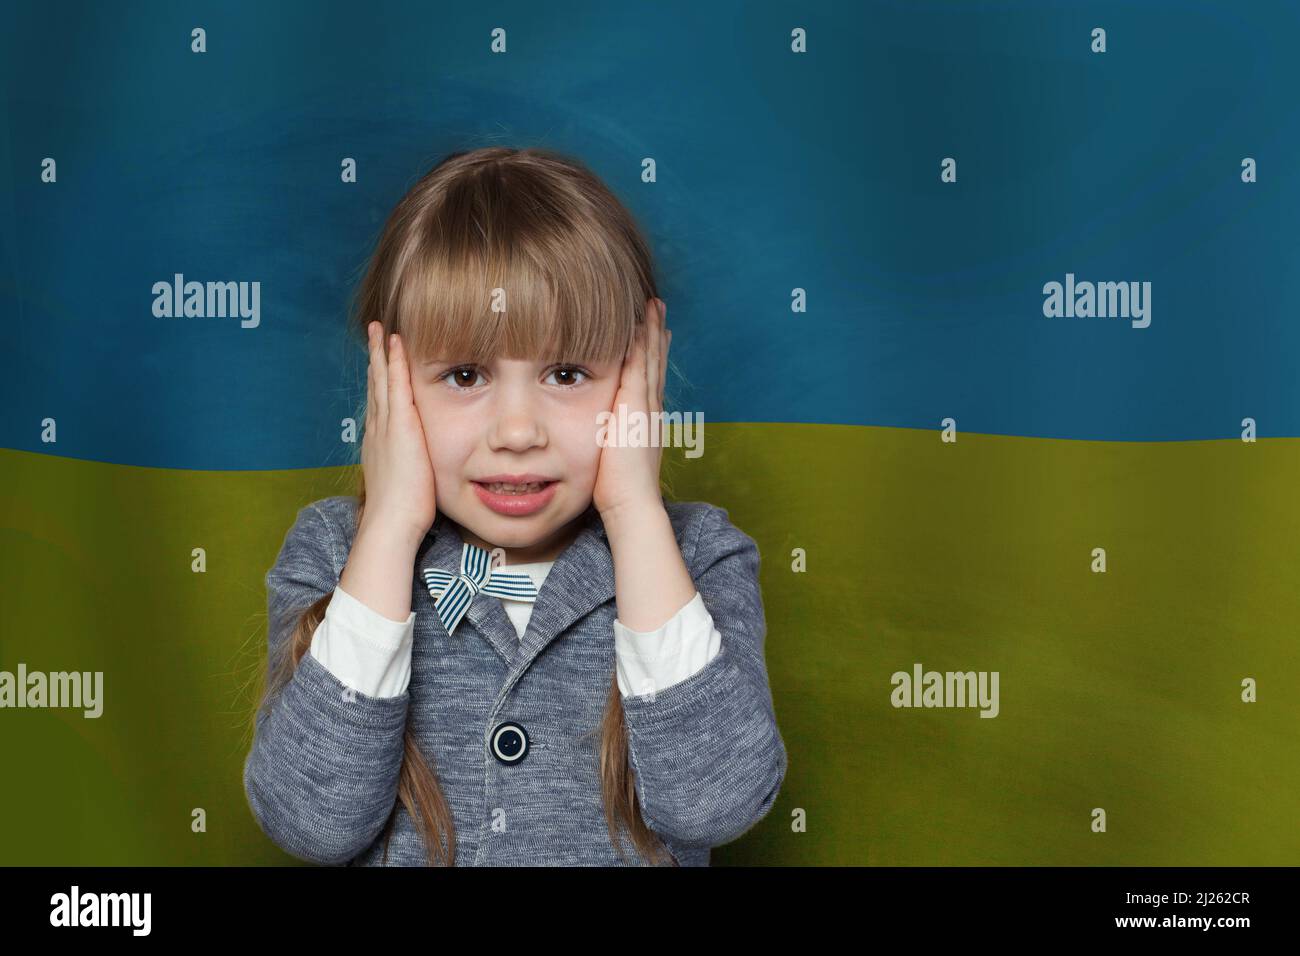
{"left": 613, "top": 591, "right": 722, "bottom": 699}
{"left": 308, "top": 584, "right": 416, "bottom": 699}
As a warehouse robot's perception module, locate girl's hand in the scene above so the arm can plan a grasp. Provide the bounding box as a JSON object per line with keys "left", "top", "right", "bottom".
{"left": 592, "top": 297, "right": 671, "bottom": 522}
{"left": 360, "top": 320, "right": 438, "bottom": 545}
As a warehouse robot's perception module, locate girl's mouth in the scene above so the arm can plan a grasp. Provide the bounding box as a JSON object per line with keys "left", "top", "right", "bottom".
{"left": 472, "top": 480, "right": 558, "bottom": 517}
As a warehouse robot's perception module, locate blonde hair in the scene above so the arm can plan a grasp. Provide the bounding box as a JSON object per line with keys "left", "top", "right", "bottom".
{"left": 254, "top": 146, "right": 676, "bottom": 866}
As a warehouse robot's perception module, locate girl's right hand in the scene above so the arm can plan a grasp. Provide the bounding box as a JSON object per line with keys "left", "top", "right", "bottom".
{"left": 360, "top": 320, "right": 438, "bottom": 545}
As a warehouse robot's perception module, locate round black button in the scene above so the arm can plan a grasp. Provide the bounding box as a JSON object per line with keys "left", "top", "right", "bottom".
{"left": 489, "top": 721, "right": 529, "bottom": 765}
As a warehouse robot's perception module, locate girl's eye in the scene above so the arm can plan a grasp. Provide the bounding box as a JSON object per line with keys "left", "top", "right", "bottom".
{"left": 546, "top": 365, "right": 591, "bottom": 388}
{"left": 438, "top": 365, "right": 592, "bottom": 390}
{"left": 441, "top": 366, "right": 485, "bottom": 389}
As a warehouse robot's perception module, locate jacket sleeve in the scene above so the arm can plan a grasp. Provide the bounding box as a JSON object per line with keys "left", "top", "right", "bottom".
{"left": 613, "top": 590, "right": 721, "bottom": 697}
{"left": 242, "top": 501, "right": 410, "bottom": 865}
{"left": 620, "top": 503, "right": 788, "bottom": 847}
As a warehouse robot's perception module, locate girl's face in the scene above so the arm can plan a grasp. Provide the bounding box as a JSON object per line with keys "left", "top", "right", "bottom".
{"left": 409, "top": 354, "right": 623, "bottom": 564}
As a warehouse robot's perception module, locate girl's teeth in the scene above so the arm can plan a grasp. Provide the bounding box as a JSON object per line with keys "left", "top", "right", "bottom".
{"left": 486, "top": 482, "right": 546, "bottom": 494}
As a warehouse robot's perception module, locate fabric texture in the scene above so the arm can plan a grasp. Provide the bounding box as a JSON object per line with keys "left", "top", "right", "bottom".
{"left": 308, "top": 583, "right": 416, "bottom": 699}
{"left": 310, "top": 574, "right": 720, "bottom": 699}
{"left": 612, "top": 590, "right": 722, "bottom": 699}
{"left": 243, "top": 495, "right": 787, "bottom": 866}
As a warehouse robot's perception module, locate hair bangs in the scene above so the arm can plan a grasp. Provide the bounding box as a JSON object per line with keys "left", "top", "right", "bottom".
{"left": 386, "top": 162, "right": 645, "bottom": 369}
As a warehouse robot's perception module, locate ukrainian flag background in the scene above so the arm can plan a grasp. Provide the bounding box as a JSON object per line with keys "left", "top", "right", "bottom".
{"left": 2, "top": 0, "right": 1298, "bottom": 865}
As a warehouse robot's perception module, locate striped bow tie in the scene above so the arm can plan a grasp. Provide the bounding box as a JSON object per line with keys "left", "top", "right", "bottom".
{"left": 422, "top": 542, "right": 540, "bottom": 635}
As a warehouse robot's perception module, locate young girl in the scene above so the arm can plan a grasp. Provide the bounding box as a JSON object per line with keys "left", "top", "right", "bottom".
{"left": 243, "top": 146, "right": 787, "bottom": 866}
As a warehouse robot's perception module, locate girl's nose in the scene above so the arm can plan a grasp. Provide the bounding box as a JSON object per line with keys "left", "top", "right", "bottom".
{"left": 487, "top": 396, "right": 546, "bottom": 450}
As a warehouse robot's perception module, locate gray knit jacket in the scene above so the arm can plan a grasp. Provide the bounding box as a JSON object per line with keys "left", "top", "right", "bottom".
{"left": 243, "top": 495, "right": 787, "bottom": 866}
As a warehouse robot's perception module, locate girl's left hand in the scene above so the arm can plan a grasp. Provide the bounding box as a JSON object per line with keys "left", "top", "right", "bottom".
{"left": 592, "top": 297, "right": 671, "bottom": 521}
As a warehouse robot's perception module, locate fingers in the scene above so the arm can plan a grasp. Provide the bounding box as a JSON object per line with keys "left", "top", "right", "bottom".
{"left": 644, "top": 297, "right": 668, "bottom": 412}
{"left": 387, "top": 328, "right": 413, "bottom": 419}
{"left": 374, "top": 321, "right": 387, "bottom": 429}
{"left": 367, "top": 321, "right": 389, "bottom": 434}
{"left": 659, "top": 337, "right": 669, "bottom": 409}
{"left": 620, "top": 298, "right": 670, "bottom": 417}
{"left": 645, "top": 299, "right": 660, "bottom": 414}
{"left": 621, "top": 314, "right": 647, "bottom": 398}
{"left": 657, "top": 300, "right": 669, "bottom": 410}
{"left": 366, "top": 322, "right": 378, "bottom": 431}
